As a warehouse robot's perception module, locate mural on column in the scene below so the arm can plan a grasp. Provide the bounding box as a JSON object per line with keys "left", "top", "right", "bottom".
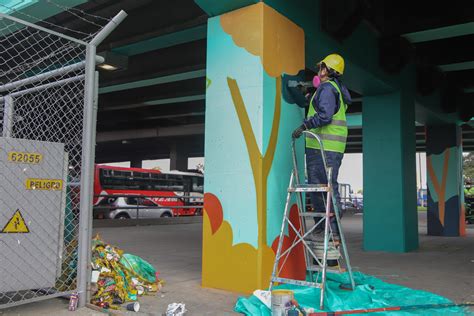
{"left": 426, "top": 125, "right": 466, "bottom": 236}
{"left": 202, "top": 3, "right": 306, "bottom": 293}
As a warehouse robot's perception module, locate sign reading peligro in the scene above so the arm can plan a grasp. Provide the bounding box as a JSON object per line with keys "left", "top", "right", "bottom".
{"left": 25, "top": 178, "right": 63, "bottom": 191}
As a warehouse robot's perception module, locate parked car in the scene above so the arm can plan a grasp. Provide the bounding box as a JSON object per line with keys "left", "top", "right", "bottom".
{"left": 341, "top": 200, "right": 359, "bottom": 214}
{"left": 94, "top": 197, "right": 173, "bottom": 219}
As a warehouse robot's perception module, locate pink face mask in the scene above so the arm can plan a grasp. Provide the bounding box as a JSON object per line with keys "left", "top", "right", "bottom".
{"left": 312, "top": 75, "right": 321, "bottom": 88}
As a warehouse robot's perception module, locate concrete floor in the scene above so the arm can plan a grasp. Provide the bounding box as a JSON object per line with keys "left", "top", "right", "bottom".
{"left": 1, "top": 213, "right": 473, "bottom": 315}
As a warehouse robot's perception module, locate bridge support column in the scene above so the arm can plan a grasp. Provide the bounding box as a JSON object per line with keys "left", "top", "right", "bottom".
{"left": 362, "top": 90, "right": 418, "bottom": 252}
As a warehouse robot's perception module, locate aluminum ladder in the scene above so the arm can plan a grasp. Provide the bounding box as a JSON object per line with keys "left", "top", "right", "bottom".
{"left": 269, "top": 131, "right": 355, "bottom": 310}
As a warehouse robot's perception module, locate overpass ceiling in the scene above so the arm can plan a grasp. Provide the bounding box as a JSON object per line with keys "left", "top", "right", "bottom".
{"left": 3, "top": 0, "right": 473, "bottom": 161}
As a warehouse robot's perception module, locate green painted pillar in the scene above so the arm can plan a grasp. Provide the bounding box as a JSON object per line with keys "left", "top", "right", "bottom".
{"left": 362, "top": 90, "right": 418, "bottom": 252}
{"left": 426, "top": 124, "right": 466, "bottom": 236}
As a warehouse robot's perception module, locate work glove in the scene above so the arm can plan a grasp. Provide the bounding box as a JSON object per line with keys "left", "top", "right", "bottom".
{"left": 292, "top": 123, "right": 307, "bottom": 139}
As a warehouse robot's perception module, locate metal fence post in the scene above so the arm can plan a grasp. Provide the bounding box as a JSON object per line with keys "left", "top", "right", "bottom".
{"left": 77, "top": 43, "right": 97, "bottom": 308}
{"left": 77, "top": 11, "right": 127, "bottom": 308}
{"left": 2, "top": 95, "right": 14, "bottom": 137}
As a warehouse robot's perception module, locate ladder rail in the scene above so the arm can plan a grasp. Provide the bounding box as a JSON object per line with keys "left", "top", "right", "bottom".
{"left": 320, "top": 167, "right": 333, "bottom": 309}
{"left": 291, "top": 138, "right": 313, "bottom": 278}
{"left": 292, "top": 131, "right": 331, "bottom": 181}
{"left": 332, "top": 193, "right": 356, "bottom": 289}
{"left": 271, "top": 131, "right": 355, "bottom": 310}
{"left": 269, "top": 172, "right": 295, "bottom": 291}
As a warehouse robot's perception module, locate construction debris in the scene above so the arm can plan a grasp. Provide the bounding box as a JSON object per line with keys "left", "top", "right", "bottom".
{"left": 90, "top": 235, "right": 164, "bottom": 310}
{"left": 166, "top": 302, "right": 187, "bottom": 316}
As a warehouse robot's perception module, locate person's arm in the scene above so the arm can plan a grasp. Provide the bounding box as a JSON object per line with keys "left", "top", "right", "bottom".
{"left": 286, "top": 83, "right": 311, "bottom": 108}
{"left": 304, "top": 84, "right": 337, "bottom": 128}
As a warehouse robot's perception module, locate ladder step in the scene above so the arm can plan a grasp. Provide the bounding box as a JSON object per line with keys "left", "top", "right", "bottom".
{"left": 272, "top": 277, "right": 322, "bottom": 288}
{"left": 289, "top": 184, "right": 329, "bottom": 192}
{"left": 307, "top": 264, "right": 346, "bottom": 274}
{"left": 299, "top": 212, "right": 326, "bottom": 217}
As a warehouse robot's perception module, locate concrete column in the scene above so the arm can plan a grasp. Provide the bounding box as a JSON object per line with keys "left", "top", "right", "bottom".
{"left": 169, "top": 143, "right": 188, "bottom": 171}
{"left": 362, "top": 90, "right": 418, "bottom": 252}
{"left": 426, "top": 124, "right": 466, "bottom": 236}
{"left": 130, "top": 159, "right": 142, "bottom": 168}
{"left": 202, "top": 3, "right": 305, "bottom": 293}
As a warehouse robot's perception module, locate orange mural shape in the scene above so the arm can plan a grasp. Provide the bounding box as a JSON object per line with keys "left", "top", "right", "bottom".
{"left": 202, "top": 193, "right": 275, "bottom": 293}
{"left": 460, "top": 203, "right": 466, "bottom": 237}
{"left": 220, "top": 2, "right": 304, "bottom": 77}
{"left": 427, "top": 150, "right": 450, "bottom": 226}
{"left": 271, "top": 204, "right": 306, "bottom": 280}
{"left": 203, "top": 193, "right": 224, "bottom": 234}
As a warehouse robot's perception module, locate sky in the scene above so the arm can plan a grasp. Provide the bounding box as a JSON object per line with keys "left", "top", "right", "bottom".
{"left": 103, "top": 153, "right": 428, "bottom": 192}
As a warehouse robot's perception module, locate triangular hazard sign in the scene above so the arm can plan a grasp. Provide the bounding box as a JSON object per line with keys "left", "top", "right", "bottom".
{"left": 2, "top": 210, "right": 29, "bottom": 233}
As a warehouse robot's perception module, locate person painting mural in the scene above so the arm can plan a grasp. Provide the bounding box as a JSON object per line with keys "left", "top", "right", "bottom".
{"left": 292, "top": 53, "right": 352, "bottom": 242}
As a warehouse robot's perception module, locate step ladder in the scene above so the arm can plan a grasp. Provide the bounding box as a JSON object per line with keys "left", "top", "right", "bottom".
{"left": 269, "top": 131, "right": 355, "bottom": 310}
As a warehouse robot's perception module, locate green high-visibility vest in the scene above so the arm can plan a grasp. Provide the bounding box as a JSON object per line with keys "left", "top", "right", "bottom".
{"left": 306, "top": 80, "right": 348, "bottom": 153}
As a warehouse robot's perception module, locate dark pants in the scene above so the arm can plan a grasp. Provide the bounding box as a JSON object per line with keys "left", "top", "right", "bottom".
{"left": 306, "top": 148, "right": 343, "bottom": 235}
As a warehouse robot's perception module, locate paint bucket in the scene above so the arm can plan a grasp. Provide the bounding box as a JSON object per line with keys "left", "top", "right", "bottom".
{"left": 271, "top": 290, "right": 294, "bottom": 316}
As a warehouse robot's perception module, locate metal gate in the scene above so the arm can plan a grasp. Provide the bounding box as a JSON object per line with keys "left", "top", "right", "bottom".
{"left": 0, "top": 8, "right": 126, "bottom": 309}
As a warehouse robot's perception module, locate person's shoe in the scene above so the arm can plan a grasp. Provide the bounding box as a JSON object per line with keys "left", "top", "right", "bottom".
{"left": 331, "top": 234, "right": 341, "bottom": 246}
{"left": 309, "top": 227, "right": 324, "bottom": 241}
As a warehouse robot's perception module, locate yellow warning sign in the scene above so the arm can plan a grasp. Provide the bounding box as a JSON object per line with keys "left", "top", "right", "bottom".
{"left": 1, "top": 210, "right": 29, "bottom": 233}
{"left": 8, "top": 151, "right": 43, "bottom": 164}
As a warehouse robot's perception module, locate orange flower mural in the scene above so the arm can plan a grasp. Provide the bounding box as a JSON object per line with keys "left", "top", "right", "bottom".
{"left": 202, "top": 193, "right": 275, "bottom": 293}
{"left": 220, "top": 2, "right": 304, "bottom": 78}
{"left": 203, "top": 193, "right": 306, "bottom": 293}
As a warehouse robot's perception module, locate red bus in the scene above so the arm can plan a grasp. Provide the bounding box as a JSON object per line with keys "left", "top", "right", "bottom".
{"left": 93, "top": 165, "right": 203, "bottom": 217}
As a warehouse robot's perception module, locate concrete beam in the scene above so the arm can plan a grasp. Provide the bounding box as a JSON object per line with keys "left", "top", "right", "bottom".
{"left": 438, "top": 61, "right": 474, "bottom": 72}
{"left": 112, "top": 25, "right": 207, "bottom": 56}
{"left": 99, "top": 69, "right": 206, "bottom": 94}
{"left": 106, "top": 14, "right": 208, "bottom": 49}
{"left": 194, "top": 0, "right": 258, "bottom": 16}
{"left": 100, "top": 94, "right": 205, "bottom": 112}
{"left": 96, "top": 123, "right": 205, "bottom": 143}
{"left": 403, "top": 22, "right": 474, "bottom": 43}
{"left": 0, "top": 0, "right": 87, "bottom": 23}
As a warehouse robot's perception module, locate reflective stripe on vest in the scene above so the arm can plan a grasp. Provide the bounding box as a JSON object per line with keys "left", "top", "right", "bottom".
{"left": 306, "top": 80, "right": 348, "bottom": 153}
{"left": 319, "top": 134, "right": 347, "bottom": 142}
{"left": 331, "top": 119, "right": 347, "bottom": 127}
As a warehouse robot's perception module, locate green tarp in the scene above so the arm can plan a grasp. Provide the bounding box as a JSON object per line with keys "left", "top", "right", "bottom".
{"left": 235, "top": 272, "right": 469, "bottom": 315}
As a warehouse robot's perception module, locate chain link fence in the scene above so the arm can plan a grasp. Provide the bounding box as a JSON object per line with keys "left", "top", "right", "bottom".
{"left": 0, "top": 5, "right": 126, "bottom": 309}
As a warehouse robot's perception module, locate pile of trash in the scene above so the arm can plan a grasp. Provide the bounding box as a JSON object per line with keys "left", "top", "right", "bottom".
{"left": 90, "top": 235, "right": 164, "bottom": 310}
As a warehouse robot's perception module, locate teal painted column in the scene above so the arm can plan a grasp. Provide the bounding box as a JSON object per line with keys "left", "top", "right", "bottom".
{"left": 426, "top": 124, "right": 466, "bottom": 236}
{"left": 201, "top": 3, "right": 306, "bottom": 293}
{"left": 362, "top": 90, "right": 418, "bottom": 252}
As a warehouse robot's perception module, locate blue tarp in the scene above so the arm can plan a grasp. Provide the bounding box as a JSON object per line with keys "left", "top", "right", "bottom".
{"left": 234, "top": 272, "right": 469, "bottom": 315}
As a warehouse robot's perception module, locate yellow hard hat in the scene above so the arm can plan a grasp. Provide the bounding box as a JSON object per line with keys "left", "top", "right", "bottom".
{"left": 319, "top": 54, "right": 345, "bottom": 75}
